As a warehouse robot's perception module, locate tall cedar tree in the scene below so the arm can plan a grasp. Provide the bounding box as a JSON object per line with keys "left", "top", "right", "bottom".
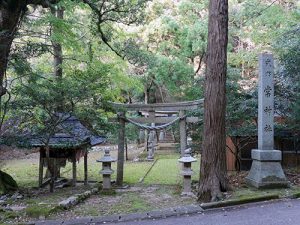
{"left": 198, "top": 0, "right": 230, "bottom": 202}
{"left": 0, "top": 0, "right": 59, "bottom": 194}
{"left": 0, "top": 0, "right": 59, "bottom": 97}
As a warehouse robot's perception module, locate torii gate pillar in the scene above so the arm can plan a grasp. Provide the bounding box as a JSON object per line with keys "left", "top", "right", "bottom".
{"left": 179, "top": 110, "right": 187, "bottom": 157}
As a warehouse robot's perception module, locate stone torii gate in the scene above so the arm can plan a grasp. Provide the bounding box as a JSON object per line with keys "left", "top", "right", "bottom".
{"left": 110, "top": 99, "right": 203, "bottom": 186}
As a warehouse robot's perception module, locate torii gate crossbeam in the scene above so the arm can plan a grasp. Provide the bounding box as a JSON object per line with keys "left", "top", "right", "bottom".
{"left": 110, "top": 99, "right": 203, "bottom": 186}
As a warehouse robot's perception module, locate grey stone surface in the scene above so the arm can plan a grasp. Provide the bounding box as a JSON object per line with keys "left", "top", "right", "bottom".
{"left": 181, "top": 204, "right": 204, "bottom": 214}
{"left": 48, "top": 205, "right": 204, "bottom": 225}
{"left": 83, "top": 190, "right": 92, "bottom": 197}
{"left": 251, "top": 149, "right": 282, "bottom": 161}
{"left": 173, "top": 206, "right": 191, "bottom": 215}
{"left": 102, "top": 199, "right": 300, "bottom": 225}
{"left": 119, "top": 212, "right": 149, "bottom": 221}
{"left": 97, "top": 149, "right": 115, "bottom": 189}
{"left": 102, "top": 174, "right": 112, "bottom": 189}
{"left": 24, "top": 222, "right": 35, "bottom": 225}
{"left": 11, "top": 192, "right": 23, "bottom": 200}
{"left": 179, "top": 110, "right": 187, "bottom": 157}
{"left": 159, "top": 130, "right": 165, "bottom": 141}
{"left": 200, "top": 194, "right": 279, "bottom": 209}
{"left": 139, "top": 129, "right": 145, "bottom": 142}
{"left": 246, "top": 160, "right": 288, "bottom": 188}
{"left": 91, "top": 188, "right": 98, "bottom": 194}
{"left": 58, "top": 188, "right": 96, "bottom": 210}
{"left": 147, "top": 124, "right": 155, "bottom": 160}
{"left": 258, "top": 53, "right": 274, "bottom": 150}
{"left": 63, "top": 217, "right": 93, "bottom": 225}
{"left": 91, "top": 215, "right": 120, "bottom": 223}
{"left": 160, "top": 209, "right": 178, "bottom": 217}
{"left": 148, "top": 210, "right": 166, "bottom": 219}
{"left": 246, "top": 53, "right": 287, "bottom": 188}
{"left": 35, "top": 220, "right": 63, "bottom": 225}
{"left": 179, "top": 149, "right": 196, "bottom": 195}
{"left": 9, "top": 206, "right": 26, "bottom": 211}
{"left": 58, "top": 196, "right": 78, "bottom": 209}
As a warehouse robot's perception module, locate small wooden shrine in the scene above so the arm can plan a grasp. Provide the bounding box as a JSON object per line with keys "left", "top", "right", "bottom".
{"left": 30, "top": 113, "right": 106, "bottom": 189}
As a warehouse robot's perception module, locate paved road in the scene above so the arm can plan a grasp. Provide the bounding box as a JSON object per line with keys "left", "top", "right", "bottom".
{"left": 104, "top": 199, "right": 300, "bottom": 225}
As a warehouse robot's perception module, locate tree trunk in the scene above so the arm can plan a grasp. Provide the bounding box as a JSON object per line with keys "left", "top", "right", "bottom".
{"left": 0, "top": 2, "right": 61, "bottom": 96}
{"left": 198, "top": 0, "right": 229, "bottom": 202}
{"left": 51, "top": 7, "right": 63, "bottom": 79}
{"left": 0, "top": 3, "right": 24, "bottom": 191}
{"left": 0, "top": 1, "right": 25, "bottom": 96}
{"left": 51, "top": 6, "right": 64, "bottom": 112}
{"left": 116, "top": 112, "right": 125, "bottom": 186}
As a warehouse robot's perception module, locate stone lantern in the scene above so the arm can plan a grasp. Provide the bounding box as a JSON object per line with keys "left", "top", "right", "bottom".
{"left": 97, "top": 149, "right": 116, "bottom": 190}
{"left": 178, "top": 148, "right": 197, "bottom": 196}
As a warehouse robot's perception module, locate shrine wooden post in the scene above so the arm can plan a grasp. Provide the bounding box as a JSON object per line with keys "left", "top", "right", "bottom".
{"left": 72, "top": 151, "right": 77, "bottom": 187}
{"left": 38, "top": 150, "right": 44, "bottom": 187}
{"left": 84, "top": 150, "right": 88, "bottom": 185}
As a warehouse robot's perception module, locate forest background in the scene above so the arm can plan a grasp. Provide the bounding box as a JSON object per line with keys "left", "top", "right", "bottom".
{"left": 0, "top": 0, "right": 299, "bottom": 158}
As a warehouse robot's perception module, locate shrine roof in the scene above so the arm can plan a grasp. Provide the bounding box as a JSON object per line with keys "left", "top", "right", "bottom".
{"left": 30, "top": 113, "right": 106, "bottom": 149}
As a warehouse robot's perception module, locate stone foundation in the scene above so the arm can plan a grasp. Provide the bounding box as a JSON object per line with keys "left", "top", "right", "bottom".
{"left": 246, "top": 149, "right": 288, "bottom": 188}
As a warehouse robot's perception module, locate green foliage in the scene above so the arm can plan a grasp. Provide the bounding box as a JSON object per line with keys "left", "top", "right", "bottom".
{"left": 9, "top": 65, "right": 115, "bottom": 139}
{"left": 1, "top": 0, "right": 299, "bottom": 151}
{"left": 2, "top": 159, "right": 39, "bottom": 188}
{"left": 25, "top": 205, "right": 57, "bottom": 218}
{"left": 226, "top": 67, "right": 257, "bottom": 136}
{"left": 1, "top": 210, "right": 18, "bottom": 222}
{"left": 274, "top": 23, "right": 300, "bottom": 131}
{"left": 3, "top": 1, "right": 147, "bottom": 141}
{"left": 99, "top": 189, "right": 117, "bottom": 196}
{"left": 143, "top": 155, "right": 200, "bottom": 185}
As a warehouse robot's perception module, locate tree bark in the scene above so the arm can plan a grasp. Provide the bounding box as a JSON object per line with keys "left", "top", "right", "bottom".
{"left": 0, "top": 1, "right": 60, "bottom": 97}
{"left": 51, "top": 7, "right": 63, "bottom": 79}
{"left": 51, "top": 7, "right": 64, "bottom": 112}
{"left": 0, "top": 1, "right": 25, "bottom": 96}
{"left": 198, "top": 0, "right": 229, "bottom": 202}
{"left": 116, "top": 112, "right": 125, "bottom": 186}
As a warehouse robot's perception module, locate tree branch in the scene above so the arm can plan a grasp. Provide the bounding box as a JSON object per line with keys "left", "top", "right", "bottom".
{"left": 195, "top": 52, "right": 206, "bottom": 75}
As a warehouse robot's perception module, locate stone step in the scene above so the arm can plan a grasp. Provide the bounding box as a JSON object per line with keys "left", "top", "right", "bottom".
{"left": 155, "top": 150, "right": 178, "bottom": 154}
{"left": 158, "top": 143, "right": 179, "bottom": 148}
{"left": 159, "top": 137, "right": 175, "bottom": 141}
{"left": 158, "top": 146, "right": 178, "bottom": 149}
{"left": 157, "top": 143, "right": 179, "bottom": 152}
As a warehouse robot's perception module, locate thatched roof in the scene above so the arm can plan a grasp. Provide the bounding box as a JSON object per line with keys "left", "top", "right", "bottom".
{"left": 30, "top": 113, "right": 106, "bottom": 149}
{"left": 0, "top": 113, "right": 106, "bottom": 149}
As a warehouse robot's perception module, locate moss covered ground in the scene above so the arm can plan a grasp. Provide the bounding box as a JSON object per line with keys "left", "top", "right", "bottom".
{"left": 1, "top": 147, "right": 300, "bottom": 224}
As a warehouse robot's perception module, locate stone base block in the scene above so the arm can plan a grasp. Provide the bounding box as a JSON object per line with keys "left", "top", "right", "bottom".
{"left": 246, "top": 150, "right": 288, "bottom": 188}
{"left": 251, "top": 149, "right": 282, "bottom": 161}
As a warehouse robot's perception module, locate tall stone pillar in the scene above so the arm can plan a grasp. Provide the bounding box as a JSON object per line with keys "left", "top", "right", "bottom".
{"left": 246, "top": 53, "right": 288, "bottom": 188}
